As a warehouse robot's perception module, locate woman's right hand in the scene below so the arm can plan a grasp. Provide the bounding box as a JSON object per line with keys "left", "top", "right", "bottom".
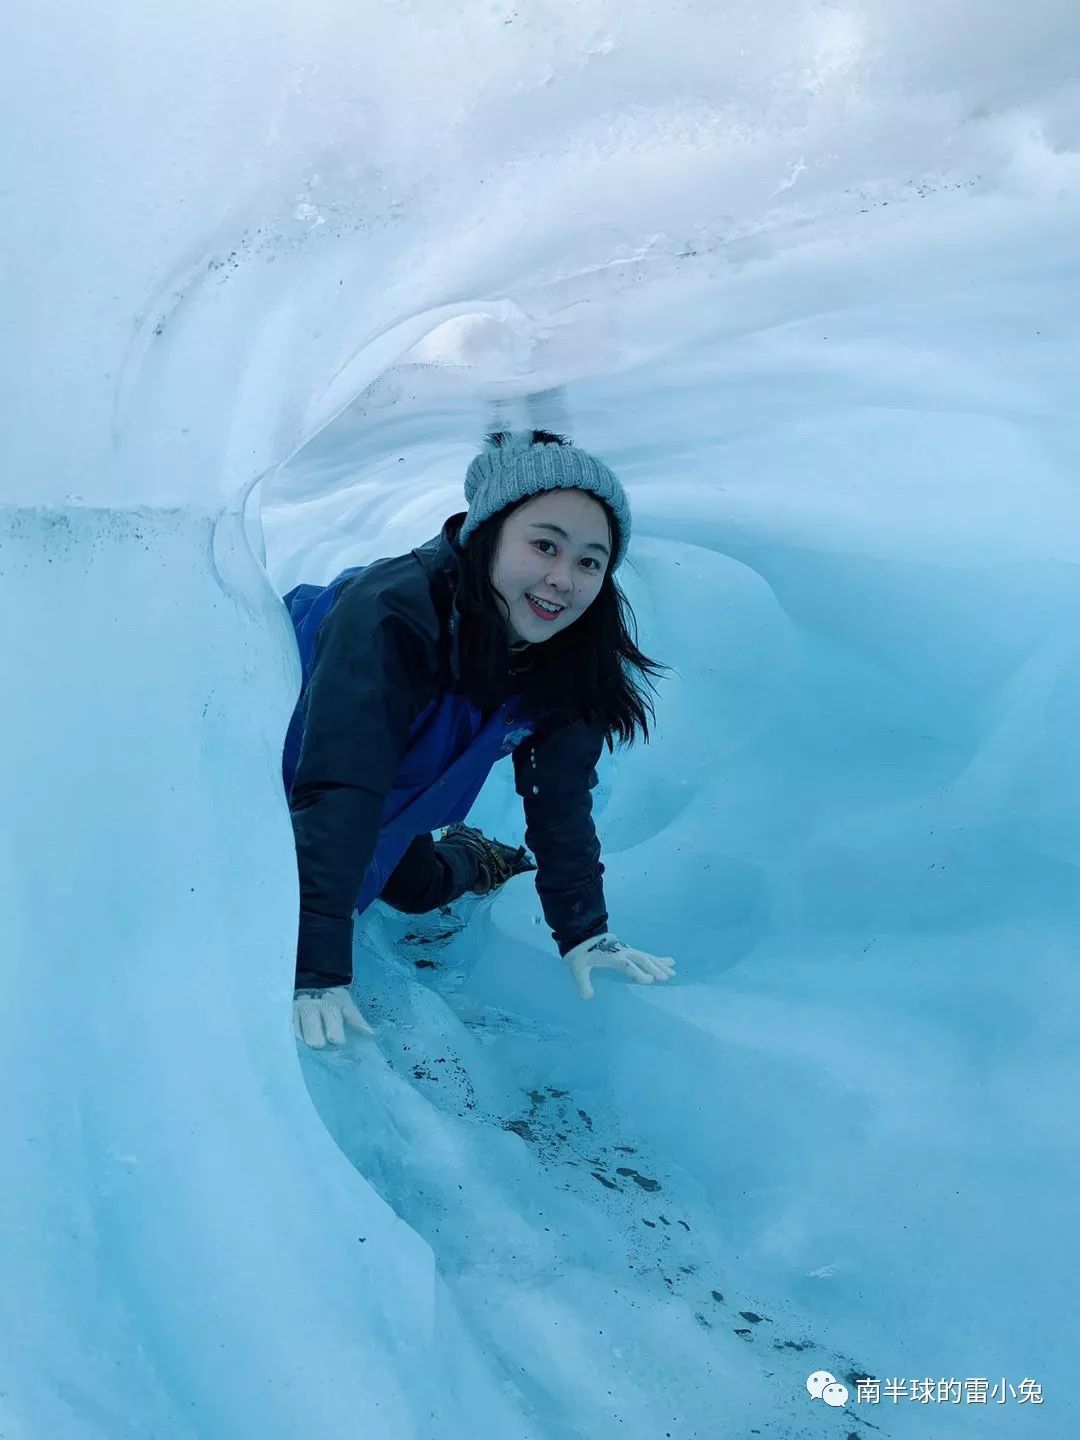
{"left": 293, "top": 986, "right": 374, "bottom": 1048}
{"left": 561, "top": 932, "right": 676, "bottom": 1001}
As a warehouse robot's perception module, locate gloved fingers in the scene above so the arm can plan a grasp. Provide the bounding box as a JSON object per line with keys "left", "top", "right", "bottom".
{"left": 294, "top": 995, "right": 328, "bottom": 1049}
{"left": 563, "top": 935, "right": 678, "bottom": 1001}
{"left": 616, "top": 943, "right": 676, "bottom": 979}
{"left": 340, "top": 993, "right": 375, "bottom": 1035}
{"left": 566, "top": 955, "right": 596, "bottom": 1001}
{"left": 570, "top": 954, "right": 651, "bottom": 994}
{"left": 614, "top": 955, "right": 653, "bottom": 984}
{"left": 322, "top": 1002, "right": 347, "bottom": 1047}
{"left": 635, "top": 953, "right": 676, "bottom": 981}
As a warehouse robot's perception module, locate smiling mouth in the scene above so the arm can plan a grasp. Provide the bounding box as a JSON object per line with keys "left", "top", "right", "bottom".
{"left": 525, "top": 592, "right": 565, "bottom": 620}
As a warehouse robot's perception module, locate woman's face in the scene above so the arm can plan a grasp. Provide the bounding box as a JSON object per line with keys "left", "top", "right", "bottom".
{"left": 490, "top": 489, "right": 612, "bottom": 645}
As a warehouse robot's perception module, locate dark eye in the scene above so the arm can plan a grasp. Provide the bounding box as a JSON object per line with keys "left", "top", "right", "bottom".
{"left": 533, "top": 539, "right": 556, "bottom": 555}
{"left": 581, "top": 557, "right": 602, "bottom": 573}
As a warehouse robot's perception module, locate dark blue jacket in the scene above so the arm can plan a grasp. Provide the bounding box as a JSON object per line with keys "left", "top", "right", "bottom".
{"left": 284, "top": 514, "right": 609, "bottom": 989}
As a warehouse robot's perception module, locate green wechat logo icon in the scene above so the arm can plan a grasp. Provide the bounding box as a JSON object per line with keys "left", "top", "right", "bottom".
{"left": 807, "top": 1371, "right": 849, "bottom": 1407}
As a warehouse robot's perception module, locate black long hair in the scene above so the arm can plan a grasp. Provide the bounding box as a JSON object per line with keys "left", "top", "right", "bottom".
{"left": 453, "top": 431, "right": 667, "bottom": 748}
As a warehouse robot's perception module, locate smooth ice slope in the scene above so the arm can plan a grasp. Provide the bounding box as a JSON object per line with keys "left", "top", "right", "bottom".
{"left": 4, "top": 1, "right": 1080, "bottom": 1437}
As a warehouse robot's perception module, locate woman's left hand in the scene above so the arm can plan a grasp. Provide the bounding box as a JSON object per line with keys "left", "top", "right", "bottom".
{"left": 562, "top": 932, "right": 676, "bottom": 1001}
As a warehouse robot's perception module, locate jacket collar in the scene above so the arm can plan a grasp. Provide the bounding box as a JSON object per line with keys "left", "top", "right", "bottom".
{"left": 411, "top": 512, "right": 465, "bottom": 577}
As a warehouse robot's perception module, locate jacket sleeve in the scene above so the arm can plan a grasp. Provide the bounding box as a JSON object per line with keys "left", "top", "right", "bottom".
{"left": 290, "top": 578, "right": 439, "bottom": 989}
{"left": 513, "top": 719, "right": 610, "bottom": 956}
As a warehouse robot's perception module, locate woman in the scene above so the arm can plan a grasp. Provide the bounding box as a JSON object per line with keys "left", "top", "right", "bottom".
{"left": 284, "top": 429, "right": 676, "bottom": 1048}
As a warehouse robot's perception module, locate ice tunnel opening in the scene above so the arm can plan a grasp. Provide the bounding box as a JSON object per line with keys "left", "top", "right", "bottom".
{"left": 5, "top": 274, "right": 1077, "bottom": 1440}
{"left": 250, "top": 253, "right": 1080, "bottom": 1436}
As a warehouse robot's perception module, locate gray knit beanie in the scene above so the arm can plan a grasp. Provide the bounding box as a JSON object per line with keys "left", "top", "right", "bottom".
{"left": 458, "top": 431, "right": 631, "bottom": 571}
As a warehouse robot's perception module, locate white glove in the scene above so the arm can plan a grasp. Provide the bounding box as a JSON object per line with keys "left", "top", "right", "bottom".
{"left": 293, "top": 986, "right": 374, "bottom": 1048}
{"left": 562, "top": 932, "right": 677, "bottom": 1001}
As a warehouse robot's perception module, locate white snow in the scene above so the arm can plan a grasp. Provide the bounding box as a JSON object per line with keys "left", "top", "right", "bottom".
{"left": 4, "top": 1, "right": 1079, "bottom": 1436}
